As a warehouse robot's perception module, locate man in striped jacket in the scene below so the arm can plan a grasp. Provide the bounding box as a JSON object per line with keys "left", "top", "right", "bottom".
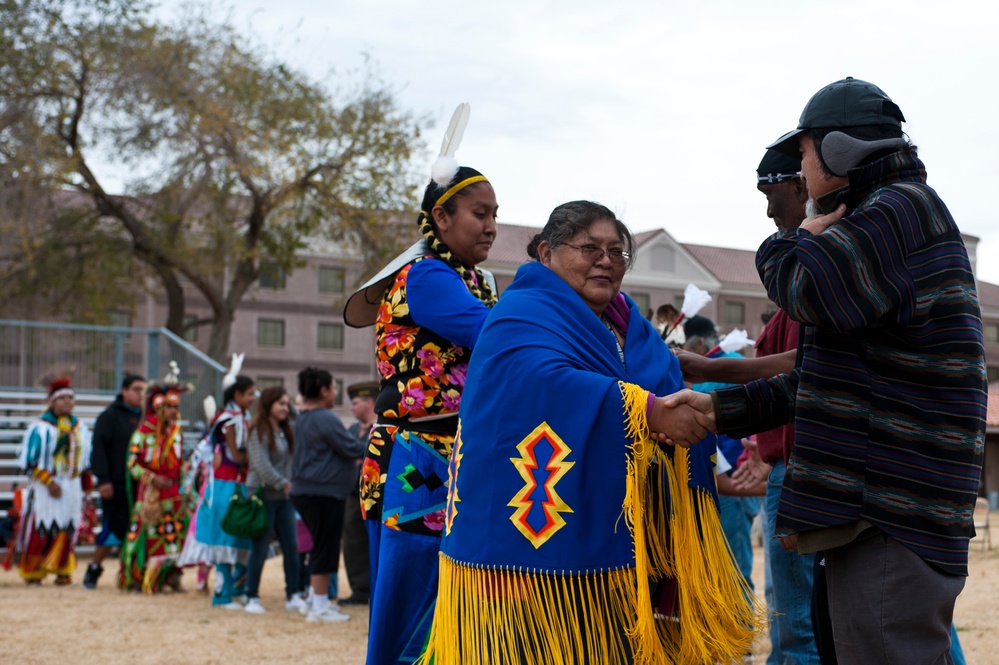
{"left": 687, "top": 77, "right": 986, "bottom": 664}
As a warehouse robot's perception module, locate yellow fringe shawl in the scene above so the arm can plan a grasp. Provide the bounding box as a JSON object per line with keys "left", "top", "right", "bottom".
{"left": 421, "top": 381, "right": 766, "bottom": 664}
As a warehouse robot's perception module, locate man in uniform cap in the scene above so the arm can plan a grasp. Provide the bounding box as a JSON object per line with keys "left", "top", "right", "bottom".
{"left": 341, "top": 381, "right": 379, "bottom": 605}
{"left": 676, "top": 77, "right": 986, "bottom": 662}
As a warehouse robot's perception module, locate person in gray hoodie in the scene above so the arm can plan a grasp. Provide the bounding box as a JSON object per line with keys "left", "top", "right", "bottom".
{"left": 290, "top": 367, "right": 365, "bottom": 623}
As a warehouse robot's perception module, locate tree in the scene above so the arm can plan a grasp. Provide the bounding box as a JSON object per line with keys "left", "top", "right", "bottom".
{"left": 1, "top": 0, "right": 425, "bottom": 359}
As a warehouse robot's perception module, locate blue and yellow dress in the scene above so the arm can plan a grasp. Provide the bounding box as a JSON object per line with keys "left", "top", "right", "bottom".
{"left": 360, "top": 254, "right": 490, "bottom": 663}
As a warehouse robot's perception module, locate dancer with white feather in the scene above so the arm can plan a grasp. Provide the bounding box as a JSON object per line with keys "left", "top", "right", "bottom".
{"left": 343, "top": 103, "right": 500, "bottom": 664}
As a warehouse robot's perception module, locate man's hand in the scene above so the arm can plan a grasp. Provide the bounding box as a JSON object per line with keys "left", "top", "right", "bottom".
{"left": 800, "top": 203, "right": 846, "bottom": 235}
{"left": 731, "top": 450, "right": 770, "bottom": 491}
{"left": 649, "top": 389, "right": 716, "bottom": 447}
{"left": 675, "top": 349, "right": 713, "bottom": 385}
{"left": 778, "top": 533, "right": 798, "bottom": 552}
{"left": 97, "top": 482, "right": 114, "bottom": 500}
{"left": 47, "top": 481, "right": 62, "bottom": 499}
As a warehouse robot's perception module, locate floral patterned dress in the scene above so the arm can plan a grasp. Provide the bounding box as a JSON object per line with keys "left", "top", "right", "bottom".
{"left": 360, "top": 255, "right": 491, "bottom": 665}
{"left": 360, "top": 257, "right": 473, "bottom": 536}
{"left": 119, "top": 416, "right": 189, "bottom": 593}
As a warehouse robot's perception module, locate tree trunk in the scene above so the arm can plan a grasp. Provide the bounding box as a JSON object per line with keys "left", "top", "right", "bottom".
{"left": 207, "top": 306, "right": 233, "bottom": 363}
{"left": 149, "top": 259, "right": 186, "bottom": 335}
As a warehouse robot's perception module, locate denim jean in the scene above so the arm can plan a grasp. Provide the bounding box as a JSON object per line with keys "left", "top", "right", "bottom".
{"left": 246, "top": 498, "right": 301, "bottom": 600}
{"left": 718, "top": 493, "right": 759, "bottom": 591}
{"left": 768, "top": 460, "right": 821, "bottom": 665}
{"left": 760, "top": 498, "right": 781, "bottom": 665}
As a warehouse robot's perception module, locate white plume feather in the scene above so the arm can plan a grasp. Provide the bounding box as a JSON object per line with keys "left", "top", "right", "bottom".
{"left": 203, "top": 395, "right": 217, "bottom": 422}
{"left": 439, "top": 102, "right": 470, "bottom": 159}
{"left": 719, "top": 329, "right": 754, "bottom": 353}
{"left": 430, "top": 103, "right": 470, "bottom": 187}
{"left": 222, "top": 352, "right": 245, "bottom": 390}
{"left": 680, "top": 284, "right": 712, "bottom": 318}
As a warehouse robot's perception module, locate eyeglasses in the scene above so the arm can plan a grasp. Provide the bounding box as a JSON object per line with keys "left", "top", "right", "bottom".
{"left": 560, "top": 243, "right": 631, "bottom": 265}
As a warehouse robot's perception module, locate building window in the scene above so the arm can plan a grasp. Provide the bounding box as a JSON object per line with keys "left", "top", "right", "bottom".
{"left": 650, "top": 245, "right": 675, "bottom": 272}
{"left": 318, "top": 322, "right": 345, "bottom": 350}
{"left": 630, "top": 292, "right": 651, "bottom": 317}
{"left": 334, "top": 378, "right": 344, "bottom": 407}
{"left": 257, "top": 318, "right": 285, "bottom": 347}
{"left": 259, "top": 261, "right": 286, "bottom": 289}
{"left": 674, "top": 294, "right": 685, "bottom": 311}
{"left": 725, "top": 302, "right": 745, "bottom": 326}
{"left": 182, "top": 315, "right": 199, "bottom": 343}
{"left": 257, "top": 376, "right": 284, "bottom": 390}
{"left": 985, "top": 323, "right": 999, "bottom": 344}
{"left": 319, "top": 266, "right": 346, "bottom": 294}
{"left": 987, "top": 366, "right": 999, "bottom": 383}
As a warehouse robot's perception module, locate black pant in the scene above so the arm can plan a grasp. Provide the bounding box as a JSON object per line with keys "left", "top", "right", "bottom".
{"left": 291, "top": 494, "right": 345, "bottom": 575}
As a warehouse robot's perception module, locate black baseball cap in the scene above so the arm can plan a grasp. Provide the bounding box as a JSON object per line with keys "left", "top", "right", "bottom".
{"left": 757, "top": 149, "right": 801, "bottom": 184}
{"left": 767, "top": 77, "right": 906, "bottom": 155}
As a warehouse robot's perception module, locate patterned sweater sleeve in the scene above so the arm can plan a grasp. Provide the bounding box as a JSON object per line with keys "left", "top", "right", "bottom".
{"left": 711, "top": 368, "right": 799, "bottom": 439}
{"left": 757, "top": 196, "right": 916, "bottom": 333}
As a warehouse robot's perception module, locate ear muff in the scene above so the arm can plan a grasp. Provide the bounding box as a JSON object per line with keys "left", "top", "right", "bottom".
{"left": 820, "top": 131, "right": 908, "bottom": 177}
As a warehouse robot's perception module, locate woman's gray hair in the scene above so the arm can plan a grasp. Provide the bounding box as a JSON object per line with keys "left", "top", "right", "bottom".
{"left": 527, "top": 201, "right": 635, "bottom": 270}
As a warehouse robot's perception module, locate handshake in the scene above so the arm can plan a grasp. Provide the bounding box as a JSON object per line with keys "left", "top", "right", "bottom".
{"left": 647, "top": 390, "right": 716, "bottom": 448}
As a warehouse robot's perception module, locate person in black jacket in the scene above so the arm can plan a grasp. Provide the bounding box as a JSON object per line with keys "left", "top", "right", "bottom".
{"left": 84, "top": 373, "right": 146, "bottom": 589}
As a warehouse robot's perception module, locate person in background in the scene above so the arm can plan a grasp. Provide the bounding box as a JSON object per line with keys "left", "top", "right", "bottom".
{"left": 657, "top": 303, "right": 685, "bottom": 347}
{"left": 118, "top": 378, "right": 189, "bottom": 593}
{"left": 85, "top": 373, "right": 146, "bottom": 589}
{"left": 341, "top": 381, "right": 378, "bottom": 606}
{"left": 179, "top": 373, "right": 256, "bottom": 608}
{"left": 291, "top": 367, "right": 365, "bottom": 623}
{"left": 3, "top": 373, "right": 92, "bottom": 584}
{"left": 244, "top": 386, "right": 305, "bottom": 614}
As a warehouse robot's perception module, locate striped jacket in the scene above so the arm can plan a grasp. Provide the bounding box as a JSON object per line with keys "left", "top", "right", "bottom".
{"left": 713, "top": 150, "right": 986, "bottom": 575}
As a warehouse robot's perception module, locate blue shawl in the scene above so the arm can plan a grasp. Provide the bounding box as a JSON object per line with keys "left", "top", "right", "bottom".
{"left": 425, "top": 262, "right": 761, "bottom": 665}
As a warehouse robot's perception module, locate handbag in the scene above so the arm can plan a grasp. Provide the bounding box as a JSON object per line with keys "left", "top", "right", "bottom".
{"left": 141, "top": 486, "right": 162, "bottom": 524}
{"left": 221, "top": 485, "right": 269, "bottom": 538}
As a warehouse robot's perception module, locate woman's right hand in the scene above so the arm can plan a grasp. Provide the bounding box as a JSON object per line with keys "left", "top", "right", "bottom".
{"left": 151, "top": 475, "right": 174, "bottom": 490}
{"left": 46, "top": 481, "right": 63, "bottom": 498}
{"left": 649, "top": 389, "right": 716, "bottom": 447}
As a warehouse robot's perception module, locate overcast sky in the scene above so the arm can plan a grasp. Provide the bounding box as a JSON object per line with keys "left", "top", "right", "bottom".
{"left": 191, "top": 1, "right": 999, "bottom": 284}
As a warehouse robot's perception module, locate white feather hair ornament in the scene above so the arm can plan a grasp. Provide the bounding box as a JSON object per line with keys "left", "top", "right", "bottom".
{"left": 221, "top": 352, "right": 245, "bottom": 390}
{"left": 666, "top": 283, "right": 713, "bottom": 338}
{"left": 430, "top": 103, "right": 470, "bottom": 188}
{"left": 707, "top": 328, "right": 755, "bottom": 357}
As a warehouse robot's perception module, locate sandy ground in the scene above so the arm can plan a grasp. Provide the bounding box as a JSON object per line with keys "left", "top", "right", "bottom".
{"left": 1, "top": 523, "right": 995, "bottom": 665}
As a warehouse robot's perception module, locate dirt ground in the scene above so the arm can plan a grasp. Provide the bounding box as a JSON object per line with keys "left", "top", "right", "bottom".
{"left": 1, "top": 523, "right": 995, "bottom": 664}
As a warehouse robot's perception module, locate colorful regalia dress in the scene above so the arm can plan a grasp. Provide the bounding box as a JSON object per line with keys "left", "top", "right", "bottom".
{"left": 178, "top": 402, "right": 252, "bottom": 605}
{"left": 359, "top": 255, "right": 489, "bottom": 663}
{"left": 3, "top": 411, "right": 91, "bottom": 582}
{"left": 422, "top": 262, "right": 763, "bottom": 665}
{"left": 119, "top": 411, "right": 189, "bottom": 593}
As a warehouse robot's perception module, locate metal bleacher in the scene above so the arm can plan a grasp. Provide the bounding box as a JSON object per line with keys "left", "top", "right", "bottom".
{"left": 0, "top": 319, "right": 226, "bottom": 522}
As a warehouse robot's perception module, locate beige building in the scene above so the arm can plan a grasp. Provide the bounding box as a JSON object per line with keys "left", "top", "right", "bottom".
{"left": 133, "top": 224, "right": 999, "bottom": 424}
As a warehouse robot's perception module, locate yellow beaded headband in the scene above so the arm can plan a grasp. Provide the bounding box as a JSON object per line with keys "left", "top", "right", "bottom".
{"left": 435, "top": 174, "right": 488, "bottom": 207}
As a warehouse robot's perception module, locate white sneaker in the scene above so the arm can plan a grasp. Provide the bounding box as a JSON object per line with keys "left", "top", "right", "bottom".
{"left": 285, "top": 594, "right": 308, "bottom": 612}
{"left": 234, "top": 594, "right": 249, "bottom": 605}
{"left": 244, "top": 598, "right": 266, "bottom": 614}
{"left": 306, "top": 604, "right": 350, "bottom": 623}
{"left": 216, "top": 601, "right": 244, "bottom": 611}
{"left": 298, "top": 589, "right": 314, "bottom": 615}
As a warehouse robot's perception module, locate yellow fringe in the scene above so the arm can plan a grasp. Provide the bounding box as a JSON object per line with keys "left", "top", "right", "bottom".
{"left": 421, "top": 382, "right": 766, "bottom": 664}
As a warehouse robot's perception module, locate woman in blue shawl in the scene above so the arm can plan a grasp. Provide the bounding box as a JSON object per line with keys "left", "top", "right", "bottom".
{"left": 423, "top": 201, "right": 763, "bottom": 665}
